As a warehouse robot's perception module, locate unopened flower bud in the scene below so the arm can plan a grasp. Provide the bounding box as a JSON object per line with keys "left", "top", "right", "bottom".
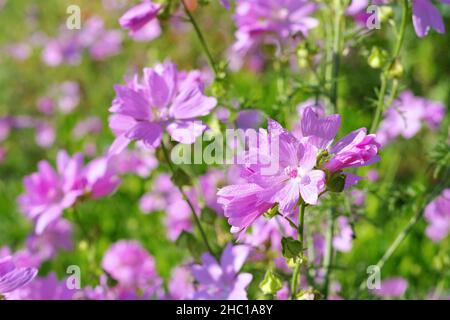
{"left": 368, "top": 47, "right": 388, "bottom": 69}
{"left": 259, "top": 269, "right": 283, "bottom": 295}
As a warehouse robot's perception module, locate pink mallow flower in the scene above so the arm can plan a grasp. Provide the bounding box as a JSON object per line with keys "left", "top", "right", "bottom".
{"left": 424, "top": 189, "right": 450, "bottom": 242}
{"left": 333, "top": 216, "right": 354, "bottom": 253}
{"left": 19, "top": 151, "right": 121, "bottom": 234}
{"left": 371, "top": 277, "right": 408, "bottom": 298}
{"left": 376, "top": 91, "right": 445, "bottom": 146}
{"left": 5, "top": 273, "right": 75, "bottom": 300}
{"left": 232, "top": 0, "right": 318, "bottom": 61}
{"left": 218, "top": 119, "right": 326, "bottom": 234}
{"left": 167, "top": 266, "right": 195, "bottom": 300}
{"left": 102, "top": 240, "right": 162, "bottom": 295}
{"left": 119, "top": 0, "right": 162, "bottom": 41}
{"left": 218, "top": 107, "right": 380, "bottom": 234}
{"left": 412, "top": 0, "right": 450, "bottom": 38}
{"left": 192, "top": 243, "right": 252, "bottom": 299}
{"left": 108, "top": 61, "right": 217, "bottom": 154}
{"left": 0, "top": 256, "right": 37, "bottom": 295}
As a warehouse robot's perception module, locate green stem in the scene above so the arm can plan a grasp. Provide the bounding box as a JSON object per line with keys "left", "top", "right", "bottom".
{"left": 181, "top": 0, "right": 218, "bottom": 77}
{"left": 290, "top": 201, "right": 306, "bottom": 299}
{"left": 330, "top": 0, "right": 344, "bottom": 114}
{"left": 160, "top": 140, "right": 217, "bottom": 259}
{"left": 370, "top": 0, "right": 408, "bottom": 133}
{"left": 354, "top": 169, "right": 450, "bottom": 298}
{"left": 72, "top": 206, "right": 90, "bottom": 242}
{"left": 322, "top": 209, "right": 335, "bottom": 299}
{"left": 355, "top": 207, "right": 423, "bottom": 296}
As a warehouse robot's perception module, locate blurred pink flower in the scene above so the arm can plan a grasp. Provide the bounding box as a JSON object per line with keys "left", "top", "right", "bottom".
{"left": 108, "top": 61, "right": 217, "bottom": 154}
{"left": 333, "top": 216, "right": 354, "bottom": 252}
{"left": 377, "top": 91, "right": 445, "bottom": 146}
{"left": 371, "top": 277, "right": 408, "bottom": 298}
{"left": 73, "top": 117, "right": 103, "bottom": 139}
{"left": 0, "top": 256, "right": 37, "bottom": 295}
{"left": 424, "top": 189, "right": 450, "bottom": 242}
{"left": 102, "top": 240, "right": 162, "bottom": 294}
{"left": 119, "top": 0, "right": 162, "bottom": 41}
{"left": 231, "top": 0, "right": 318, "bottom": 69}
{"left": 192, "top": 243, "right": 252, "bottom": 299}
{"left": 19, "top": 151, "right": 120, "bottom": 234}
{"left": 167, "top": 266, "right": 195, "bottom": 300}
{"left": 6, "top": 273, "right": 75, "bottom": 300}
{"left": 412, "top": 0, "right": 450, "bottom": 37}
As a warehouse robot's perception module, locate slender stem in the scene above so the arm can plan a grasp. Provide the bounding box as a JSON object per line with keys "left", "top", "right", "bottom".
{"left": 322, "top": 209, "right": 335, "bottom": 299}
{"left": 160, "top": 140, "right": 217, "bottom": 259}
{"left": 181, "top": 0, "right": 218, "bottom": 76}
{"left": 370, "top": 0, "right": 408, "bottom": 132}
{"left": 72, "top": 206, "right": 90, "bottom": 242}
{"left": 330, "top": 0, "right": 344, "bottom": 114}
{"left": 355, "top": 208, "right": 423, "bottom": 296}
{"left": 354, "top": 169, "right": 450, "bottom": 298}
{"left": 290, "top": 201, "right": 306, "bottom": 299}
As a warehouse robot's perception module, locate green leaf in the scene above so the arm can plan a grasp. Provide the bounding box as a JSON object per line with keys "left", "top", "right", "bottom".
{"left": 281, "top": 237, "right": 302, "bottom": 260}
{"left": 176, "top": 231, "right": 204, "bottom": 260}
{"left": 201, "top": 207, "right": 217, "bottom": 224}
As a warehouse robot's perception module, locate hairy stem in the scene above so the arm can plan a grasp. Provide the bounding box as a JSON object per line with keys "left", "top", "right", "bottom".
{"left": 330, "top": 0, "right": 344, "bottom": 114}
{"left": 322, "top": 209, "right": 335, "bottom": 299}
{"left": 290, "top": 201, "right": 306, "bottom": 299}
{"left": 181, "top": 0, "right": 219, "bottom": 76}
{"left": 160, "top": 140, "right": 217, "bottom": 259}
{"left": 354, "top": 169, "right": 449, "bottom": 298}
{"left": 370, "top": 0, "right": 408, "bottom": 133}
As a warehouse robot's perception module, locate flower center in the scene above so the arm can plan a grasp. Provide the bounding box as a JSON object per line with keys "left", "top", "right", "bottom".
{"left": 284, "top": 166, "right": 299, "bottom": 179}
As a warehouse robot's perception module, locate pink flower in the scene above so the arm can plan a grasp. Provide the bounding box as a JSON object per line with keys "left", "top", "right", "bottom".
{"left": 22, "top": 219, "right": 73, "bottom": 268}
{"left": 299, "top": 107, "right": 380, "bottom": 174}
{"left": 108, "top": 61, "right": 217, "bottom": 154}
{"left": 192, "top": 243, "right": 252, "bottom": 299}
{"left": 19, "top": 151, "right": 121, "bottom": 234}
{"left": 111, "top": 143, "right": 158, "bottom": 178}
{"left": 377, "top": 91, "right": 445, "bottom": 146}
{"left": 0, "top": 256, "right": 37, "bottom": 295}
{"left": 167, "top": 266, "right": 195, "bottom": 300}
{"left": 139, "top": 173, "right": 199, "bottom": 240}
{"left": 333, "top": 216, "right": 354, "bottom": 252}
{"left": 232, "top": 0, "right": 318, "bottom": 61}
{"left": 371, "top": 277, "right": 408, "bottom": 298}
{"left": 119, "top": 0, "right": 162, "bottom": 41}
{"left": 102, "top": 240, "right": 162, "bottom": 293}
{"left": 218, "top": 119, "right": 326, "bottom": 234}
{"left": 19, "top": 151, "right": 85, "bottom": 234}
{"left": 412, "top": 0, "right": 450, "bottom": 37}
{"left": 5, "top": 273, "right": 75, "bottom": 300}
{"left": 324, "top": 128, "right": 380, "bottom": 173}
{"left": 424, "top": 189, "right": 450, "bottom": 242}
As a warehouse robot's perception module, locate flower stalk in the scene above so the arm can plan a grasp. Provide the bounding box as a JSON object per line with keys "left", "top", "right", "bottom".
{"left": 290, "top": 200, "right": 306, "bottom": 299}
{"left": 160, "top": 139, "right": 217, "bottom": 259}
{"left": 181, "top": 0, "right": 219, "bottom": 77}
{"left": 370, "top": 0, "right": 409, "bottom": 133}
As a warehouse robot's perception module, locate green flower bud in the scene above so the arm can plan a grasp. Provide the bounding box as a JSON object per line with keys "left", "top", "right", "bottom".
{"left": 296, "top": 289, "right": 322, "bottom": 300}
{"left": 368, "top": 47, "right": 388, "bottom": 69}
{"left": 387, "top": 59, "right": 404, "bottom": 79}
{"left": 259, "top": 269, "right": 283, "bottom": 295}
{"left": 379, "top": 6, "right": 394, "bottom": 23}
